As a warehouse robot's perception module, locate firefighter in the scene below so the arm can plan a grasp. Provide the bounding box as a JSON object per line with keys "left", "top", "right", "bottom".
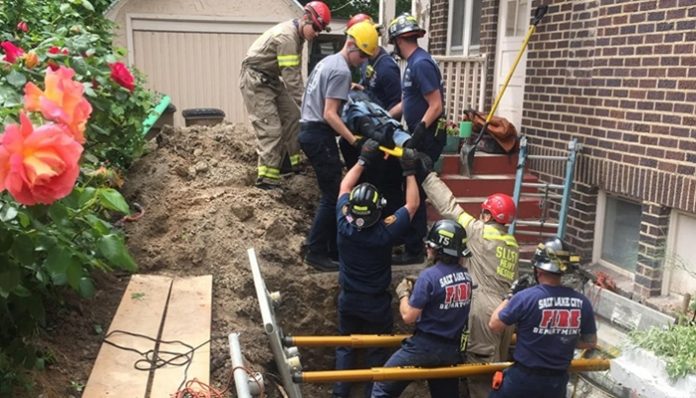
{"left": 371, "top": 219, "right": 473, "bottom": 398}
{"left": 332, "top": 140, "right": 420, "bottom": 398}
{"left": 387, "top": 13, "right": 446, "bottom": 265}
{"left": 240, "top": 1, "right": 331, "bottom": 189}
{"left": 488, "top": 238, "right": 597, "bottom": 398}
{"left": 338, "top": 13, "right": 405, "bottom": 229}
{"left": 420, "top": 169, "right": 519, "bottom": 398}
{"left": 299, "top": 21, "right": 380, "bottom": 271}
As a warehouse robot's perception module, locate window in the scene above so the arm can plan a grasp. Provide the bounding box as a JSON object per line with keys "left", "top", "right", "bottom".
{"left": 448, "top": 0, "right": 482, "bottom": 55}
{"left": 595, "top": 193, "right": 641, "bottom": 273}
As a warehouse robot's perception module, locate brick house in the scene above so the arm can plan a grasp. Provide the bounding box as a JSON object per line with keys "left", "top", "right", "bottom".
{"left": 425, "top": 0, "right": 696, "bottom": 305}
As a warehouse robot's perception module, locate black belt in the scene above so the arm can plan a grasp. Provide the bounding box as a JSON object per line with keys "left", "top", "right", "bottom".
{"left": 300, "top": 121, "right": 330, "bottom": 128}
{"left": 414, "top": 330, "right": 459, "bottom": 346}
{"left": 514, "top": 362, "right": 567, "bottom": 376}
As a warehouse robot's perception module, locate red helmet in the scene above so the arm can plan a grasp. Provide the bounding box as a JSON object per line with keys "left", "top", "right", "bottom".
{"left": 347, "top": 13, "right": 373, "bottom": 29}
{"left": 304, "top": 1, "right": 332, "bottom": 32}
{"left": 481, "top": 193, "right": 516, "bottom": 224}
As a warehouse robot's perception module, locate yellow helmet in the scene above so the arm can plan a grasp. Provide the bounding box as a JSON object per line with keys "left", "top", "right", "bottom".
{"left": 346, "top": 20, "right": 379, "bottom": 56}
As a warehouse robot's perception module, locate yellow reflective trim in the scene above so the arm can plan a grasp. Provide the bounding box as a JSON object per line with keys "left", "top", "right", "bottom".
{"left": 277, "top": 54, "right": 300, "bottom": 60}
{"left": 483, "top": 227, "right": 519, "bottom": 248}
{"left": 277, "top": 54, "right": 300, "bottom": 67}
{"left": 457, "top": 212, "right": 475, "bottom": 228}
{"left": 438, "top": 230, "right": 454, "bottom": 238}
{"left": 372, "top": 191, "right": 378, "bottom": 204}
{"left": 289, "top": 154, "right": 301, "bottom": 166}
{"left": 258, "top": 166, "right": 280, "bottom": 179}
{"left": 352, "top": 205, "right": 368, "bottom": 212}
{"left": 278, "top": 61, "right": 300, "bottom": 67}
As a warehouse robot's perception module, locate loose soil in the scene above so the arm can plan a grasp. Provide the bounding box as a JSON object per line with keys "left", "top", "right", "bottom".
{"left": 27, "top": 123, "right": 430, "bottom": 397}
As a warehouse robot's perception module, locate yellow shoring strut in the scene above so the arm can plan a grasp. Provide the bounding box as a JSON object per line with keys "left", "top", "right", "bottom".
{"left": 294, "top": 358, "right": 611, "bottom": 383}
{"left": 284, "top": 334, "right": 410, "bottom": 347}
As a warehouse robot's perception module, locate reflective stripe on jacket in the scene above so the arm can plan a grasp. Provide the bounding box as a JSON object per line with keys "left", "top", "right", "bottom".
{"left": 242, "top": 20, "right": 304, "bottom": 105}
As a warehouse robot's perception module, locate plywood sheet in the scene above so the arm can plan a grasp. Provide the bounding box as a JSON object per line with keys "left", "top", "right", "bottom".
{"left": 83, "top": 275, "right": 173, "bottom": 398}
{"left": 150, "top": 275, "right": 213, "bottom": 397}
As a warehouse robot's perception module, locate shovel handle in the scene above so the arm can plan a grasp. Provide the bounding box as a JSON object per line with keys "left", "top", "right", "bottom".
{"left": 532, "top": 4, "right": 548, "bottom": 26}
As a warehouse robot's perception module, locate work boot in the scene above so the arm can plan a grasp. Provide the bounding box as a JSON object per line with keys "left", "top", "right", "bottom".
{"left": 304, "top": 251, "right": 339, "bottom": 272}
{"left": 255, "top": 176, "right": 281, "bottom": 190}
{"left": 391, "top": 251, "right": 425, "bottom": 266}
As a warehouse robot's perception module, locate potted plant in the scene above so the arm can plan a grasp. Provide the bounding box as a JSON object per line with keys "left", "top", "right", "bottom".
{"left": 443, "top": 121, "right": 460, "bottom": 153}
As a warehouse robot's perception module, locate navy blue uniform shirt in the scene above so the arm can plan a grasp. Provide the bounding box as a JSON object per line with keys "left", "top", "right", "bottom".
{"left": 360, "top": 47, "right": 402, "bottom": 111}
{"left": 401, "top": 47, "right": 444, "bottom": 130}
{"left": 336, "top": 193, "right": 410, "bottom": 295}
{"left": 500, "top": 284, "right": 597, "bottom": 370}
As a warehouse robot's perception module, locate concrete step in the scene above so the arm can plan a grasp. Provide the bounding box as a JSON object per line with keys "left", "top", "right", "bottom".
{"left": 439, "top": 173, "right": 537, "bottom": 198}
{"left": 438, "top": 152, "right": 519, "bottom": 175}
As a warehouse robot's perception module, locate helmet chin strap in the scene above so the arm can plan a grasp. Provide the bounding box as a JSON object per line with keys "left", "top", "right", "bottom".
{"left": 533, "top": 267, "right": 540, "bottom": 284}
{"left": 392, "top": 40, "right": 403, "bottom": 59}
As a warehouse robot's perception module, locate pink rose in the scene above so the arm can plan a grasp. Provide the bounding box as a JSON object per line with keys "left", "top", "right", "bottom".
{"left": 109, "top": 62, "right": 135, "bottom": 92}
{"left": 16, "top": 21, "right": 29, "bottom": 33}
{"left": 24, "top": 66, "right": 92, "bottom": 144}
{"left": 1, "top": 41, "right": 24, "bottom": 63}
{"left": 0, "top": 113, "right": 83, "bottom": 205}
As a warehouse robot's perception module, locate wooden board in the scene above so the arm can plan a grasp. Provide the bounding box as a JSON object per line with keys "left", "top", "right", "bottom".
{"left": 150, "top": 275, "right": 213, "bottom": 397}
{"left": 83, "top": 275, "right": 173, "bottom": 398}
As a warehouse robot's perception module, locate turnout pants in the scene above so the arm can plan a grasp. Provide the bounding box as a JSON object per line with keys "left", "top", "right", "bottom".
{"left": 239, "top": 67, "right": 301, "bottom": 182}
{"left": 488, "top": 364, "right": 569, "bottom": 398}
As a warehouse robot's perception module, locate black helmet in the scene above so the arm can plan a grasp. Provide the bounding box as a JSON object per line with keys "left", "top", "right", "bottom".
{"left": 347, "top": 183, "right": 386, "bottom": 229}
{"left": 387, "top": 13, "right": 426, "bottom": 44}
{"left": 532, "top": 238, "right": 579, "bottom": 274}
{"left": 426, "top": 219, "right": 470, "bottom": 257}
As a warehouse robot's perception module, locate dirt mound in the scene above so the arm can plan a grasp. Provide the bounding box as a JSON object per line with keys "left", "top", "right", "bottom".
{"left": 29, "top": 122, "right": 428, "bottom": 397}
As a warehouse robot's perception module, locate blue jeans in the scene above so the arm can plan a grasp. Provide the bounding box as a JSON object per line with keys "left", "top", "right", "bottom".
{"left": 299, "top": 124, "right": 342, "bottom": 256}
{"left": 371, "top": 333, "right": 462, "bottom": 398}
{"left": 488, "top": 364, "right": 569, "bottom": 398}
{"left": 333, "top": 292, "right": 393, "bottom": 398}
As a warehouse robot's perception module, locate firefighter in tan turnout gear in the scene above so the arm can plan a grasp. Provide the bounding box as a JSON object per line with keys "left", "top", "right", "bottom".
{"left": 421, "top": 171, "right": 519, "bottom": 398}
{"left": 240, "top": 1, "right": 331, "bottom": 189}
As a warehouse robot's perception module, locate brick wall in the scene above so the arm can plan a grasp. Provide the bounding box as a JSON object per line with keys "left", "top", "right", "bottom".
{"left": 524, "top": 0, "right": 696, "bottom": 297}
{"left": 429, "top": 0, "right": 448, "bottom": 55}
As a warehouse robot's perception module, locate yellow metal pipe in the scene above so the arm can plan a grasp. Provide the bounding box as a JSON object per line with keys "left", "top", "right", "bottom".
{"left": 284, "top": 334, "right": 410, "bottom": 347}
{"left": 294, "top": 358, "right": 611, "bottom": 384}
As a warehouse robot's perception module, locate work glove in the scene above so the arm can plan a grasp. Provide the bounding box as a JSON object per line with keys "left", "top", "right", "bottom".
{"left": 352, "top": 136, "right": 367, "bottom": 152}
{"left": 400, "top": 148, "right": 418, "bottom": 176}
{"left": 404, "top": 121, "right": 427, "bottom": 150}
{"left": 505, "top": 274, "right": 535, "bottom": 300}
{"left": 358, "top": 138, "right": 381, "bottom": 167}
{"left": 395, "top": 277, "right": 414, "bottom": 300}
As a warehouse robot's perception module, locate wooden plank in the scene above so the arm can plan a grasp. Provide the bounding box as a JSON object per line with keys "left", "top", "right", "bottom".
{"left": 83, "top": 275, "right": 173, "bottom": 398}
{"left": 150, "top": 275, "right": 213, "bottom": 397}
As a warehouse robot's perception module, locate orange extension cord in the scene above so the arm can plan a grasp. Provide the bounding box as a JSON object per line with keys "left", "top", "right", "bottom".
{"left": 171, "top": 366, "right": 265, "bottom": 398}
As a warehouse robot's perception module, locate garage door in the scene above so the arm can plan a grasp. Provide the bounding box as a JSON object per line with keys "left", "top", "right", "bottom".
{"left": 129, "top": 16, "right": 279, "bottom": 126}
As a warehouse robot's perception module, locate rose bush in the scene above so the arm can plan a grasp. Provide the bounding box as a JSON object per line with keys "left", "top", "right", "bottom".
{"left": 0, "top": 0, "right": 158, "bottom": 391}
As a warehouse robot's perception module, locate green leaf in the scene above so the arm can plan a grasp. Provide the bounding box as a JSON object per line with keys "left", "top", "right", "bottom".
{"left": 66, "top": 261, "right": 83, "bottom": 290}
{"left": 59, "top": 3, "right": 71, "bottom": 13}
{"left": 47, "top": 202, "right": 69, "bottom": 224}
{"left": 0, "top": 86, "right": 21, "bottom": 107}
{"left": 45, "top": 246, "right": 74, "bottom": 286}
{"left": 78, "top": 187, "right": 96, "bottom": 207}
{"left": 18, "top": 212, "right": 31, "bottom": 228}
{"left": 97, "top": 234, "right": 137, "bottom": 271}
{"left": 79, "top": 277, "right": 95, "bottom": 297}
{"left": 0, "top": 204, "right": 18, "bottom": 222}
{"left": 11, "top": 234, "right": 35, "bottom": 266}
{"left": 98, "top": 188, "right": 130, "bottom": 214}
{"left": 0, "top": 267, "right": 20, "bottom": 297}
{"left": 81, "top": 0, "right": 95, "bottom": 12}
{"left": 6, "top": 70, "right": 27, "bottom": 89}
{"left": 85, "top": 214, "right": 111, "bottom": 235}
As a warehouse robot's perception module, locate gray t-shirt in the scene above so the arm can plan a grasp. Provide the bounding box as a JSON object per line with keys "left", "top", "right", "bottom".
{"left": 300, "top": 53, "right": 352, "bottom": 123}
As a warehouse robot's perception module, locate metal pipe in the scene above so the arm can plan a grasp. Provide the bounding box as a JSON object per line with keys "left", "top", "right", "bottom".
{"left": 520, "top": 182, "right": 565, "bottom": 189}
{"left": 514, "top": 220, "right": 560, "bottom": 228}
{"left": 248, "top": 248, "right": 303, "bottom": 398}
{"left": 294, "top": 358, "right": 610, "bottom": 383}
{"left": 284, "top": 334, "right": 410, "bottom": 348}
{"left": 229, "top": 333, "right": 253, "bottom": 398}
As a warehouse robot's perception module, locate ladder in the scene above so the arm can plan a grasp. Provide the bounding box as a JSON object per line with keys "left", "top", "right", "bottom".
{"left": 508, "top": 136, "right": 581, "bottom": 239}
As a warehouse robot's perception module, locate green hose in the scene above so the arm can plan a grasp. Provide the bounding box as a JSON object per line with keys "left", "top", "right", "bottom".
{"left": 142, "top": 95, "right": 172, "bottom": 137}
